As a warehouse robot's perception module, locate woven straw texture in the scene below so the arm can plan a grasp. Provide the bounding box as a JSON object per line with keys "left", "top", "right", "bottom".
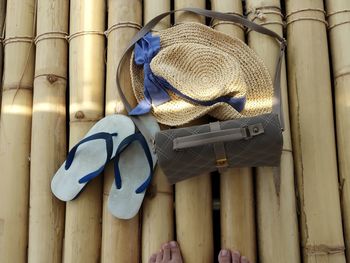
{"left": 130, "top": 22, "right": 273, "bottom": 126}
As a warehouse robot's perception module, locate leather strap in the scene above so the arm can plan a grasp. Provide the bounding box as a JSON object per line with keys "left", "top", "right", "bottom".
{"left": 210, "top": 122, "right": 228, "bottom": 172}
{"left": 116, "top": 8, "right": 286, "bottom": 143}
{"left": 173, "top": 123, "right": 264, "bottom": 150}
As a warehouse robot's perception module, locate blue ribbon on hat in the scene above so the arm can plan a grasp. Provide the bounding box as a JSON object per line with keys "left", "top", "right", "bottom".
{"left": 129, "top": 33, "right": 246, "bottom": 116}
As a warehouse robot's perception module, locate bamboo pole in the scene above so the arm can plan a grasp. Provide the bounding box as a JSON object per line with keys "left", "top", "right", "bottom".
{"left": 144, "top": 0, "right": 170, "bottom": 30}
{"left": 174, "top": 1, "right": 214, "bottom": 263}
{"left": 286, "top": 0, "right": 346, "bottom": 262}
{"left": 142, "top": 1, "right": 174, "bottom": 262}
{"left": 245, "top": 1, "right": 300, "bottom": 262}
{"left": 101, "top": 1, "right": 141, "bottom": 262}
{"left": 211, "top": 1, "right": 256, "bottom": 261}
{"left": 27, "top": 1, "right": 68, "bottom": 263}
{"left": 0, "top": 0, "right": 6, "bottom": 114}
{"left": 63, "top": 1, "right": 105, "bottom": 262}
{"left": 175, "top": 0, "right": 205, "bottom": 24}
{"left": 0, "top": 0, "right": 35, "bottom": 262}
{"left": 325, "top": 0, "right": 350, "bottom": 260}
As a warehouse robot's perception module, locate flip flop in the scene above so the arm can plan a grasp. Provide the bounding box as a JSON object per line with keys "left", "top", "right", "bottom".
{"left": 51, "top": 114, "right": 135, "bottom": 201}
{"left": 108, "top": 115, "right": 160, "bottom": 219}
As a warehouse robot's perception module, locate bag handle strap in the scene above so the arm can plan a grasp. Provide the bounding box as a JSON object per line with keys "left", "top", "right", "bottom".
{"left": 173, "top": 123, "right": 265, "bottom": 150}
{"left": 116, "top": 8, "right": 286, "bottom": 141}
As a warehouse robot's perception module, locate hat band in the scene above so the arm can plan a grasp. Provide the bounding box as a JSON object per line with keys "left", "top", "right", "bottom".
{"left": 129, "top": 33, "right": 246, "bottom": 116}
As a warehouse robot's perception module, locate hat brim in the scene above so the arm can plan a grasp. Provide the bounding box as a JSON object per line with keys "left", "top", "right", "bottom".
{"left": 130, "top": 22, "right": 273, "bottom": 127}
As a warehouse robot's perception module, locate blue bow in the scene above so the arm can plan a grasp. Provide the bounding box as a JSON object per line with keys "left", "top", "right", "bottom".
{"left": 129, "top": 33, "right": 247, "bottom": 116}
{"left": 129, "top": 33, "right": 170, "bottom": 115}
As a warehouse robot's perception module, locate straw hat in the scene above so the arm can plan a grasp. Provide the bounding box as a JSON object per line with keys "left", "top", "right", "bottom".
{"left": 130, "top": 22, "right": 273, "bottom": 127}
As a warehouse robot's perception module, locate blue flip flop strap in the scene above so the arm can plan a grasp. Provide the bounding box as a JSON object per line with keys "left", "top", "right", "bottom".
{"left": 113, "top": 132, "right": 154, "bottom": 194}
{"left": 64, "top": 132, "right": 118, "bottom": 184}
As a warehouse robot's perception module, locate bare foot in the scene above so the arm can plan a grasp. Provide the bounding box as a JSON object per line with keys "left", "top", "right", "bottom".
{"left": 149, "top": 242, "right": 250, "bottom": 263}
{"left": 148, "top": 241, "right": 183, "bottom": 263}
{"left": 218, "top": 249, "right": 250, "bottom": 263}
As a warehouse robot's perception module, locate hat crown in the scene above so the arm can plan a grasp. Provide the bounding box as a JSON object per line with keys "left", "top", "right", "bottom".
{"left": 130, "top": 23, "right": 273, "bottom": 126}
{"left": 150, "top": 43, "right": 248, "bottom": 101}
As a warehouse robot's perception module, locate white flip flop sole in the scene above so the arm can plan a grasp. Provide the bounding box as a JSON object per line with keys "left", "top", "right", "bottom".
{"left": 51, "top": 114, "right": 135, "bottom": 201}
{"left": 108, "top": 114, "right": 160, "bottom": 219}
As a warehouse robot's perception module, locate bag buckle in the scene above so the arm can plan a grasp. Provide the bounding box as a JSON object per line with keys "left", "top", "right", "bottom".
{"left": 216, "top": 158, "right": 228, "bottom": 168}
{"left": 243, "top": 123, "right": 264, "bottom": 140}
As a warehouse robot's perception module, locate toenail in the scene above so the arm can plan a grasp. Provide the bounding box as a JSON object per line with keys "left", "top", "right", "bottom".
{"left": 164, "top": 243, "right": 170, "bottom": 248}
{"left": 170, "top": 241, "right": 177, "bottom": 248}
{"left": 221, "top": 249, "right": 229, "bottom": 256}
{"left": 232, "top": 250, "right": 240, "bottom": 257}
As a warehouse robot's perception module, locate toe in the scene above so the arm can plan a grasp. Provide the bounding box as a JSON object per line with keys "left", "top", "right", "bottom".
{"left": 231, "top": 250, "right": 241, "bottom": 263}
{"left": 218, "top": 249, "right": 231, "bottom": 263}
{"left": 149, "top": 254, "right": 157, "bottom": 263}
{"left": 162, "top": 243, "right": 171, "bottom": 261}
{"left": 241, "top": 256, "right": 249, "bottom": 263}
{"left": 156, "top": 250, "right": 163, "bottom": 263}
{"left": 169, "top": 241, "right": 182, "bottom": 261}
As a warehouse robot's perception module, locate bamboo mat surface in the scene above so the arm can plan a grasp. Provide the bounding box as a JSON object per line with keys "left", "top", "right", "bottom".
{"left": 0, "top": 0, "right": 348, "bottom": 262}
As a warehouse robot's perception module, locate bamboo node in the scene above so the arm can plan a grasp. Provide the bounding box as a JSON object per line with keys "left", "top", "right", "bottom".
{"left": 2, "top": 84, "right": 33, "bottom": 91}
{"left": 34, "top": 73, "right": 67, "bottom": 81}
{"left": 334, "top": 68, "right": 350, "bottom": 79}
{"left": 147, "top": 184, "right": 157, "bottom": 199}
{"left": 211, "top": 12, "right": 245, "bottom": 30}
{"left": 246, "top": 6, "right": 284, "bottom": 20}
{"left": 68, "top": 31, "right": 105, "bottom": 42}
{"left": 246, "top": 5, "right": 281, "bottom": 14}
{"left": 328, "top": 20, "right": 350, "bottom": 30}
{"left": 327, "top": 9, "right": 350, "bottom": 17}
{"left": 146, "top": 184, "right": 172, "bottom": 198}
{"left": 304, "top": 245, "right": 345, "bottom": 255}
{"left": 327, "top": 10, "right": 350, "bottom": 30}
{"left": 3, "top": 36, "right": 34, "bottom": 46}
{"left": 286, "top": 17, "right": 328, "bottom": 27}
{"left": 34, "top": 31, "right": 69, "bottom": 44}
{"left": 246, "top": 7, "right": 285, "bottom": 33}
{"left": 104, "top": 22, "right": 142, "bottom": 37}
{"left": 47, "top": 75, "right": 58, "bottom": 84}
{"left": 256, "top": 10, "right": 267, "bottom": 20}
{"left": 75, "top": 111, "right": 85, "bottom": 119}
{"left": 70, "top": 118, "right": 103, "bottom": 123}
{"left": 286, "top": 8, "right": 326, "bottom": 19}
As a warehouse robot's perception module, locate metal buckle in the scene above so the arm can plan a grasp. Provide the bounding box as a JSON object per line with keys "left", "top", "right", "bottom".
{"left": 244, "top": 124, "right": 264, "bottom": 140}
{"left": 242, "top": 126, "right": 252, "bottom": 140}
{"left": 216, "top": 158, "right": 228, "bottom": 168}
